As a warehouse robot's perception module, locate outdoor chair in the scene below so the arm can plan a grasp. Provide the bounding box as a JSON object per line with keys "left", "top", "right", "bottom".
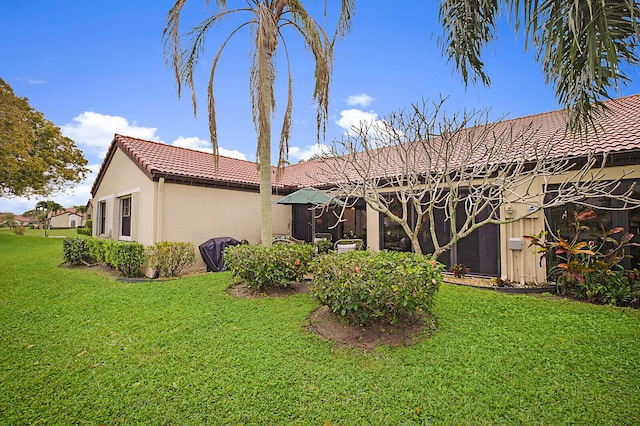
{"left": 313, "top": 232, "right": 333, "bottom": 243}
{"left": 334, "top": 238, "right": 364, "bottom": 253}
{"left": 272, "top": 235, "right": 304, "bottom": 245}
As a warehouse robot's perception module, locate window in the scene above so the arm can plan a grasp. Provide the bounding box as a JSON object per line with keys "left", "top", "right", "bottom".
{"left": 120, "top": 196, "right": 131, "bottom": 238}
{"left": 98, "top": 200, "right": 107, "bottom": 235}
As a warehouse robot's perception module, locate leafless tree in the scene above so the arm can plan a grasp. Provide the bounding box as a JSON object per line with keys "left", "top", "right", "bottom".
{"left": 312, "top": 98, "right": 639, "bottom": 258}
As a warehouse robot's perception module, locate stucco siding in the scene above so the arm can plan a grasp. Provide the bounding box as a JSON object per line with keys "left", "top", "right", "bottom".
{"left": 91, "top": 148, "right": 155, "bottom": 245}
{"left": 159, "top": 182, "right": 291, "bottom": 268}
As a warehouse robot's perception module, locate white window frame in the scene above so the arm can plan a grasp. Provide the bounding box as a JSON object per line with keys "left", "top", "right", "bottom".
{"left": 97, "top": 200, "right": 107, "bottom": 236}
{"left": 119, "top": 195, "right": 132, "bottom": 240}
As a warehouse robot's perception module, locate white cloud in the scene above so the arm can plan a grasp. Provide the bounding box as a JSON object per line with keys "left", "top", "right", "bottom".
{"left": 61, "top": 112, "right": 161, "bottom": 158}
{"left": 219, "top": 147, "right": 248, "bottom": 160}
{"left": 335, "top": 108, "right": 403, "bottom": 148}
{"left": 28, "top": 79, "right": 47, "bottom": 85}
{"left": 336, "top": 108, "right": 380, "bottom": 133}
{"left": 288, "top": 143, "right": 331, "bottom": 163}
{"left": 0, "top": 164, "right": 101, "bottom": 214}
{"left": 172, "top": 136, "right": 212, "bottom": 152}
{"left": 347, "top": 94, "right": 374, "bottom": 107}
{"left": 171, "top": 136, "right": 248, "bottom": 160}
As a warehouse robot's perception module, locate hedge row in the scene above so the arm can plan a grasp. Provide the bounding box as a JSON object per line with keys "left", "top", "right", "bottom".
{"left": 63, "top": 237, "right": 195, "bottom": 278}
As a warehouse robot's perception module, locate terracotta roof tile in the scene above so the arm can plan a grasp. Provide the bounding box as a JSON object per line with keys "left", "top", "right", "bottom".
{"left": 92, "top": 94, "right": 640, "bottom": 196}
{"left": 91, "top": 135, "right": 289, "bottom": 195}
{"left": 282, "top": 94, "right": 640, "bottom": 187}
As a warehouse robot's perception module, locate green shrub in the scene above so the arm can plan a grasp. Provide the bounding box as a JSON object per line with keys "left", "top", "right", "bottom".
{"left": 85, "top": 237, "right": 113, "bottom": 263}
{"left": 62, "top": 237, "right": 90, "bottom": 265}
{"left": 85, "top": 219, "right": 93, "bottom": 230}
{"left": 76, "top": 227, "right": 91, "bottom": 236}
{"left": 107, "top": 241, "right": 145, "bottom": 278}
{"left": 573, "top": 270, "right": 640, "bottom": 307}
{"left": 314, "top": 239, "right": 333, "bottom": 254}
{"left": 12, "top": 226, "right": 26, "bottom": 235}
{"left": 310, "top": 250, "right": 443, "bottom": 326}
{"left": 146, "top": 241, "right": 197, "bottom": 277}
{"left": 82, "top": 237, "right": 144, "bottom": 277}
{"left": 224, "top": 243, "right": 315, "bottom": 290}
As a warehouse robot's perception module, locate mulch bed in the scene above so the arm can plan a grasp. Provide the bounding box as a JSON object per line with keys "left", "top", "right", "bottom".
{"left": 307, "top": 306, "right": 434, "bottom": 350}
{"left": 443, "top": 274, "right": 556, "bottom": 293}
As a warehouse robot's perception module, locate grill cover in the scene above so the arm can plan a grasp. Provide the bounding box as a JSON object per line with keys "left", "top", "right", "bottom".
{"left": 199, "top": 237, "right": 242, "bottom": 272}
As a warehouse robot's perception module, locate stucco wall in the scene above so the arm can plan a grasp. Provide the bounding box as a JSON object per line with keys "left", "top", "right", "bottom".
{"left": 50, "top": 213, "right": 84, "bottom": 228}
{"left": 158, "top": 181, "right": 291, "bottom": 269}
{"left": 93, "top": 146, "right": 292, "bottom": 272}
{"left": 92, "top": 148, "right": 156, "bottom": 246}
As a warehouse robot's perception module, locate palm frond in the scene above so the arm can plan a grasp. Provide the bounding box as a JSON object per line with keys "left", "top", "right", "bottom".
{"left": 439, "top": 0, "right": 500, "bottom": 86}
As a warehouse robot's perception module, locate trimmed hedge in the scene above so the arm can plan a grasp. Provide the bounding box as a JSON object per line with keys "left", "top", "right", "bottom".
{"left": 146, "top": 241, "right": 196, "bottom": 277}
{"left": 310, "top": 250, "right": 443, "bottom": 326}
{"left": 224, "top": 243, "right": 315, "bottom": 290}
{"left": 108, "top": 241, "right": 145, "bottom": 277}
{"left": 85, "top": 237, "right": 113, "bottom": 264}
{"left": 63, "top": 237, "right": 145, "bottom": 278}
{"left": 76, "top": 227, "right": 91, "bottom": 236}
{"left": 62, "top": 237, "right": 90, "bottom": 265}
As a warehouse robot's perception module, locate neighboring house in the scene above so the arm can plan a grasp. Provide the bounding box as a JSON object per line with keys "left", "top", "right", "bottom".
{"left": 50, "top": 208, "right": 85, "bottom": 228}
{"left": 91, "top": 95, "right": 640, "bottom": 282}
{"left": 1, "top": 214, "right": 37, "bottom": 228}
{"left": 1, "top": 214, "right": 34, "bottom": 227}
{"left": 85, "top": 199, "right": 94, "bottom": 223}
{"left": 14, "top": 215, "right": 36, "bottom": 227}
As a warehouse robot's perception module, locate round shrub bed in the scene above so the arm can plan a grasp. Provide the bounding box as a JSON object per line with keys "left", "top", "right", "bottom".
{"left": 310, "top": 250, "right": 444, "bottom": 326}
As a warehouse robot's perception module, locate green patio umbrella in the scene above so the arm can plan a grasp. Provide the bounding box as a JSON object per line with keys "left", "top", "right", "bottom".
{"left": 273, "top": 188, "right": 343, "bottom": 206}
{"left": 274, "top": 188, "right": 343, "bottom": 240}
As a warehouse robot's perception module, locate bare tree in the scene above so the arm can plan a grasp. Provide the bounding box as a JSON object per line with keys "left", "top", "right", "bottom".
{"left": 313, "top": 99, "right": 639, "bottom": 258}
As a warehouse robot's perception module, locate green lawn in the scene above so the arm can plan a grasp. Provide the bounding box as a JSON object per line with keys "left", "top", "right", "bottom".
{"left": 1, "top": 229, "right": 639, "bottom": 425}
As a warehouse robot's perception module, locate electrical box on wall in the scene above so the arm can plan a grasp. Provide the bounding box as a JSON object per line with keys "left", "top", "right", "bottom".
{"left": 508, "top": 237, "right": 524, "bottom": 250}
{"left": 525, "top": 204, "right": 540, "bottom": 219}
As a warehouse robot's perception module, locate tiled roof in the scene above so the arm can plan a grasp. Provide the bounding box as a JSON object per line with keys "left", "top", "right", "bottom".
{"left": 92, "top": 94, "right": 640, "bottom": 196}
{"left": 91, "top": 135, "right": 289, "bottom": 196}
{"left": 51, "top": 208, "right": 84, "bottom": 218}
{"left": 281, "top": 94, "right": 640, "bottom": 187}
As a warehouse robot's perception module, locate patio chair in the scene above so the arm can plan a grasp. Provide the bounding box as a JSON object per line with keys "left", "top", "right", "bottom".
{"left": 334, "top": 238, "right": 364, "bottom": 253}
{"left": 313, "top": 232, "right": 333, "bottom": 243}
{"left": 272, "top": 235, "right": 305, "bottom": 245}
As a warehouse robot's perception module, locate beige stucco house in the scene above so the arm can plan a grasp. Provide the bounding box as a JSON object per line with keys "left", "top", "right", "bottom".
{"left": 90, "top": 136, "right": 293, "bottom": 264}
{"left": 91, "top": 94, "right": 640, "bottom": 282}
{"left": 50, "top": 208, "right": 85, "bottom": 228}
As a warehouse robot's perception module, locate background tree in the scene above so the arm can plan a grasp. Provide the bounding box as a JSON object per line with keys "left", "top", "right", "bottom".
{"left": 0, "top": 78, "right": 89, "bottom": 198}
{"left": 36, "top": 200, "right": 63, "bottom": 237}
{"left": 163, "top": 0, "right": 354, "bottom": 246}
{"left": 439, "top": 0, "right": 640, "bottom": 132}
{"left": 315, "top": 99, "right": 639, "bottom": 258}
{"left": 1, "top": 212, "right": 16, "bottom": 229}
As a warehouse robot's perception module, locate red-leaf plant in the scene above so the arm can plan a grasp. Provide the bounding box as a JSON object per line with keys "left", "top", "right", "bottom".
{"left": 524, "top": 209, "right": 637, "bottom": 294}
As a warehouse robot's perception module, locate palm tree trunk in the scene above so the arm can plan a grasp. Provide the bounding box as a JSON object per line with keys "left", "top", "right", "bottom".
{"left": 257, "top": 27, "right": 275, "bottom": 247}
{"left": 259, "top": 140, "right": 272, "bottom": 247}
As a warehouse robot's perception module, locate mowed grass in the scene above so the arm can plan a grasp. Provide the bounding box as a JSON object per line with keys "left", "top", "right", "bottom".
{"left": 1, "top": 229, "right": 639, "bottom": 425}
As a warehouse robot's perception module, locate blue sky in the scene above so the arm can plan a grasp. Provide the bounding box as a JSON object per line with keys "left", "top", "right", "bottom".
{"left": 1, "top": 1, "right": 639, "bottom": 214}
